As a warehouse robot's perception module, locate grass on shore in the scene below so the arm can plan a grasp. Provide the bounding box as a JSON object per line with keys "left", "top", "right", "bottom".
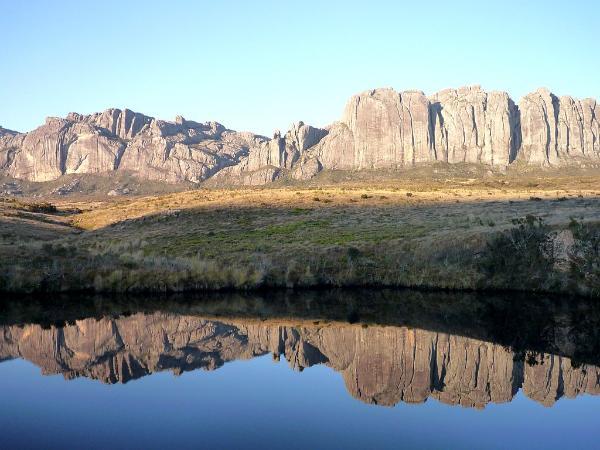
{"left": 1, "top": 167, "right": 600, "bottom": 296}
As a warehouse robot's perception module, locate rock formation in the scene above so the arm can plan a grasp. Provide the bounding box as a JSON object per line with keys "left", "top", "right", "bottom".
{"left": 213, "top": 122, "right": 328, "bottom": 185}
{"left": 430, "top": 87, "right": 519, "bottom": 166}
{"left": 1, "top": 313, "right": 598, "bottom": 408}
{"left": 117, "top": 117, "right": 264, "bottom": 183}
{"left": 1, "top": 86, "right": 599, "bottom": 185}
{"left": 0, "top": 110, "right": 265, "bottom": 183}
{"left": 520, "top": 89, "right": 600, "bottom": 164}
{"left": 301, "top": 89, "right": 431, "bottom": 170}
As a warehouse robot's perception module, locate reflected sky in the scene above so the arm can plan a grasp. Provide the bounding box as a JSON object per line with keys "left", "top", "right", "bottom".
{"left": 0, "top": 289, "right": 599, "bottom": 449}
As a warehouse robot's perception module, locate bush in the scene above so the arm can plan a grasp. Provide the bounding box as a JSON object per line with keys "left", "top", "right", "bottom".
{"left": 26, "top": 202, "right": 57, "bottom": 213}
{"left": 480, "top": 215, "right": 556, "bottom": 290}
{"left": 568, "top": 219, "right": 600, "bottom": 295}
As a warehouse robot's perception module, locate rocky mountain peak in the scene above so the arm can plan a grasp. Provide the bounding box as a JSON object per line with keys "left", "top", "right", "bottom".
{"left": 1, "top": 85, "right": 599, "bottom": 186}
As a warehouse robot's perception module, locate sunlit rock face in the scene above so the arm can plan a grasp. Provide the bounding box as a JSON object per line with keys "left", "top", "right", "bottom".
{"left": 5, "top": 117, "right": 127, "bottom": 182}
{"left": 430, "top": 86, "right": 519, "bottom": 166}
{"left": 338, "top": 88, "right": 433, "bottom": 169}
{"left": 117, "top": 117, "right": 264, "bottom": 184}
{"left": 1, "top": 313, "right": 598, "bottom": 408}
{"left": 304, "top": 86, "right": 520, "bottom": 172}
{"left": 0, "top": 110, "right": 264, "bottom": 183}
{"left": 71, "top": 108, "right": 151, "bottom": 141}
{"left": 213, "top": 123, "right": 328, "bottom": 185}
{"left": 1, "top": 86, "right": 598, "bottom": 185}
{"left": 519, "top": 89, "right": 600, "bottom": 165}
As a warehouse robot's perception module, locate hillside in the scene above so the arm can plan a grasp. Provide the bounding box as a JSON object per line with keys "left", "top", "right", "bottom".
{"left": 1, "top": 168, "right": 599, "bottom": 295}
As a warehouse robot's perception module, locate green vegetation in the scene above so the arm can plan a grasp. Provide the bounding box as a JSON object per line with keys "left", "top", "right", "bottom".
{"left": 1, "top": 171, "right": 600, "bottom": 296}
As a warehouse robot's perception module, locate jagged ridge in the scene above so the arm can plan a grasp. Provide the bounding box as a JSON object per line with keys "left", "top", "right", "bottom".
{"left": 1, "top": 313, "right": 598, "bottom": 408}
{"left": 1, "top": 86, "right": 599, "bottom": 185}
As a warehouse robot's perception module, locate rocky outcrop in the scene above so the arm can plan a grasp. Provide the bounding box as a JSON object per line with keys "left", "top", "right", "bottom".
{"left": 520, "top": 89, "right": 600, "bottom": 164}
{"left": 213, "top": 122, "right": 327, "bottom": 184}
{"left": 0, "top": 127, "right": 22, "bottom": 170}
{"left": 67, "top": 108, "right": 152, "bottom": 141}
{"left": 222, "top": 86, "right": 598, "bottom": 184}
{"left": 430, "top": 86, "right": 519, "bottom": 166}
{"left": 1, "top": 313, "right": 598, "bottom": 408}
{"left": 303, "top": 89, "right": 432, "bottom": 171}
{"left": 341, "top": 88, "right": 432, "bottom": 168}
{"left": 118, "top": 117, "right": 265, "bottom": 183}
{"left": 4, "top": 118, "right": 126, "bottom": 182}
{"left": 308, "top": 86, "right": 519, "bottom": 171}
{"left": 0, "top": 110, "right": 265, "bottom": 183}
{"left": 1, "top": 86, "right": 599, "bottom": 185}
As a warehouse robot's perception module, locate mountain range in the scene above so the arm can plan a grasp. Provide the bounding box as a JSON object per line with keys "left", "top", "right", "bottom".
{"left": 2, "top": 312, "right": 598, "bottom": 408}
{"left": 1, "top": 85, "right": 599, "bottom": 186}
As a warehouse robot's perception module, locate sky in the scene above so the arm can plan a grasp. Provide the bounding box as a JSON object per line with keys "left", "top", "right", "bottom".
{"left": 1, "top": 0, "right": 598, "bottom": 136}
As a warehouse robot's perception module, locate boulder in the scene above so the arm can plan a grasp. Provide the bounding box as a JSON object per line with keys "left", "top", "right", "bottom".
{"left": 291, "top": 156, "right": 322, "bottom": 180}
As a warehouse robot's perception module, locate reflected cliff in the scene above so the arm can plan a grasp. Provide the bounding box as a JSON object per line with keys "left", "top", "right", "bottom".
{"left": 1, "top": 289, "right": 599, "bottom": 409}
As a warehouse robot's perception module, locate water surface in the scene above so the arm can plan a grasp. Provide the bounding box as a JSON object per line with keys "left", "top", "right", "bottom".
{"left": 1, "top": 290, "right": 599, "bottom": 449}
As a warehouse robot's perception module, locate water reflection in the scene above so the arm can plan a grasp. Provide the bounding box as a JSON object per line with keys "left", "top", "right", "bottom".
{"left": 1, "top": 289, "right": 599, "bottom": 409}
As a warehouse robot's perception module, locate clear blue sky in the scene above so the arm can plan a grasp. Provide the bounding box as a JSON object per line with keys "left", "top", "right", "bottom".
{"left": 1, "top": 0, "right": 598, "bottom": 136}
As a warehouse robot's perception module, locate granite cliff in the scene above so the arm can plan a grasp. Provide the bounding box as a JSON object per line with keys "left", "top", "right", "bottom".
{"left": 0, "top": 110, "right": 265, "bottom": 183}
{"left": 1, "top": 86, "right": 599, "bottom": 185}
{"left": 1, "top": 313, "right": 598, "bottom": 408}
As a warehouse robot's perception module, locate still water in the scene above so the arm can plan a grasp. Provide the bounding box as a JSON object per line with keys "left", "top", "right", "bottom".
{"left": 0, "top": 289, "right": 599, "bottom": 449}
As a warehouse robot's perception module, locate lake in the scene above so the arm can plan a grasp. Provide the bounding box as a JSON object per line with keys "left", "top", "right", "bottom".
{"left": 0, "top": 289, "right": 599, "bottom": 449}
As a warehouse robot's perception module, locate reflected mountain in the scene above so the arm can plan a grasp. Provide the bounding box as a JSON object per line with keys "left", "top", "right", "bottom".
{"left": 1, "top": 290, "right": 599, "bottom": 409}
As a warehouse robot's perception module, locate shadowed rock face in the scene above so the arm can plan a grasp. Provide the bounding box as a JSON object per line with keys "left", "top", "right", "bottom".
{"left": 1, "top": 312, "right": 598, "bottom": 408}
{"left": 1, "top": 86, "right": 599, "bottom": 184}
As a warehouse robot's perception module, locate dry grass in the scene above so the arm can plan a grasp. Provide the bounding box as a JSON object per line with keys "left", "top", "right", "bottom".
{"left": 1, "top": 167, "right": 600, "bottom": 295}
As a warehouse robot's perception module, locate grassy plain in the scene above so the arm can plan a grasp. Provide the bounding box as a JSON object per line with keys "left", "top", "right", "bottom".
{"left": 1, "top": 165, "right": 599, "bottom": 295}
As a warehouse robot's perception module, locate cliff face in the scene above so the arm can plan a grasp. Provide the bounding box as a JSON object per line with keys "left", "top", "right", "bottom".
{"left": 213, "top": 122, "right": 328, "bottom": 185}
{"left": 1, "top": 86, "right": 599, "bottom": 184}
{"left": 520, "top": 89, "right": 600, "bottom": 164}
{"left": 1, "top": 313, "right": 598, "bottom": 408}
{"left": 307, "top": 86, "right": 519, "bottom": 170}
{"left": 0, "top": 110, "right": 265, "bottom": 183}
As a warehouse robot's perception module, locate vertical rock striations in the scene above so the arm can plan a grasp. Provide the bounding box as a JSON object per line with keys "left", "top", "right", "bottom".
{"left": 520, "top": 89, "right": 600, "bottom": 165}
{"left": 213, "top": 122, "right": 328, "bottom": 185}
{"left": 1, "top": 86, "right": 599, "bottom": 184}
{"left": 307, "top": 88, "right": 432, "bottom": 170}
{"left": 307, "top": 85, "right": 518, "bottom": 173}
{"left": 0, "top": 314, "right": 598, "bottom": 408}
{"left": 430, "top": 86, "right": 519, "bottom": 166}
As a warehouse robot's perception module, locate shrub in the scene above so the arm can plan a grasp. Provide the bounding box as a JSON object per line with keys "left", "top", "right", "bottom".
{"left": 568, "top": 219, "right": 600, "bottom": 295}
{"left": 347, "top": 247, "right": 361, "bottom": 260}
{"left": 26, "top": 202, "right": 57, "bottom": 213}
{"left": 480, "top": 215, "right": 556, "bottom": 290}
